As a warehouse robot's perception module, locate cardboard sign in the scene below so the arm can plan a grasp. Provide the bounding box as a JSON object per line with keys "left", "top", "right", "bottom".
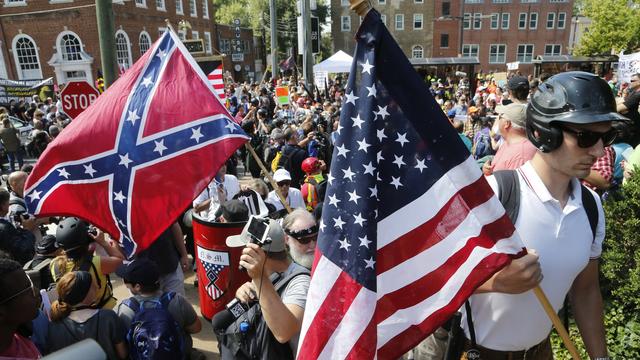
{"left": 275, "top": 86, "right": 290, "bottom": 105}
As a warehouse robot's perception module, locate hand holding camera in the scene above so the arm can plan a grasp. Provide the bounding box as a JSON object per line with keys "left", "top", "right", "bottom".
{"left": 16, "top": 213, "right": 37, "bottom": 231}
{"left": 239, "top": 243, "right": 269, "bottom": 281}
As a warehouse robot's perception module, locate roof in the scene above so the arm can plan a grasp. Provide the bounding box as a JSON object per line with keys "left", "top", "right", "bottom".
{"left": 533, "top": 55, "right": 618, "bottom": 64}
{"left": 410, "top": 57, "right": 480, "bottom": 66}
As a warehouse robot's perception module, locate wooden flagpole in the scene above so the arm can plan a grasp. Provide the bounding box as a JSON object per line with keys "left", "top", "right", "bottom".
{"left": 346, "top": 1, "right": 582, "bottom": 359}
{"left": 245, "top": 143, "right": 293, "bottom": 214}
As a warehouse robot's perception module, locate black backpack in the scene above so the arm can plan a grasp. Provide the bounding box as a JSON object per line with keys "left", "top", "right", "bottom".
{"left": 218, "top": 265, "right": 310, "bottom": 360}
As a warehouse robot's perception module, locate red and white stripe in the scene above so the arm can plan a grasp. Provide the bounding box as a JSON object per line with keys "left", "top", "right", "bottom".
{"left": 297, "top": 156, "right": 525, "bottom": 360}
{"left": 207, "top": 65, "right": 225, "bottom": 100}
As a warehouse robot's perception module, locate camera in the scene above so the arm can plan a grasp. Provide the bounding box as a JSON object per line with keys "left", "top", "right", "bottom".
{"left": 87, "top": 226, "right": 98, "bottom": 237}
{"left": 12, "top": 212, "right": 29, "bottom": 223}
{"left": 246, "top": 216, "right": 272, "bottom": 247}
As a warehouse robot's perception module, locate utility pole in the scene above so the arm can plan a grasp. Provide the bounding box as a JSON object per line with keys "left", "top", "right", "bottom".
{"left": 269, "top": 0, "right": 278, "bottom": 80}
{"left": 301, "top": 0, "right": 314, "bottom": 89}
{"left": 95, "top": 0, "right": 117, "bottom": 88}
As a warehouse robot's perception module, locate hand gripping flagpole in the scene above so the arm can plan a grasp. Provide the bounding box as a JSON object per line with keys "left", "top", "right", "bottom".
{"left": 245, "top": 143, "right": 293, "bottom": 214}
{"left": 346, "top": 1, "right": 582, "bottom": 359}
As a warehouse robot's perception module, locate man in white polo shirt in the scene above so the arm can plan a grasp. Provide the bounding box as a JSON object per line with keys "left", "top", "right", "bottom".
{"left": 462, "top": 72, "right": 623, "bottom": 359}
{"left": 266, "top": 169, "right": 305, "bottom": 212}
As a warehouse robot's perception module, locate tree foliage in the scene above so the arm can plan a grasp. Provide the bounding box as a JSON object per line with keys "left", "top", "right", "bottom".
{"left": 575, "top": 0, "right": 640, "bottom": 55}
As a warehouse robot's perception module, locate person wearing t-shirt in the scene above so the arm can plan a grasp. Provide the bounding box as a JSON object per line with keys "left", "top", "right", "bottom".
{"left": 617, "top": 72, "right": 640, "bottom": 145}
{"left": 265, "top": 169, "right": 305, "bottom": 212}
{"left": 192, "top": 164, "right": 241, "bottom": 219}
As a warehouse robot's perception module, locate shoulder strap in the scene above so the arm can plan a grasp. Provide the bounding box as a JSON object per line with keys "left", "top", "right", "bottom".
{"left": 123, "top": 297, "right": 141, "bottom": 313}
{"left": 493, "top": 170, "right": 521, "bottom": 225}
{"left": 160, "top": 291, "right": 176, "bottom": 308}
{"left": 274, "top": 266, "right": 310, "bottom": 294}
{"left": 580, "top": 185, "right": 599, "bottom": 242}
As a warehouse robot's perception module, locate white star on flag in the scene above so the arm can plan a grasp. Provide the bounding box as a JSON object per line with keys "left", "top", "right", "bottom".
{"left": 353, "top": 213, "right": 366, "bottom": 226}
{"left": 343, "top": 167, "right": 356, "bottom": 181}
{"left": 390, "top": 176, "right": 403, "bottom": 189}
{"left": 364, "top": 257, "right": 375, "bottom": 269}
{"left": 351, "top": 114, "right": 365, "bottom": 129}
{"left": 363, "top": 162, "right": 376, "bottom": 176}
{"left": 336, "top": 144, "right": 351, "bottom": 158}
{"left": 396, "top": 132, "right": 409, "bottom": 147}
{"left": 359, "top": 235, "right": 372, "bottom": 248}
{"left": 377, "top": 128, "right": 387, "bottom": 141}
{"left": 27, "top": 190, "right": 42, "bottom": 202}
{"left": 83, "top": 164, "right": 97, "bottom": 177}
{"left": 345, "top": 91, "right": 359, "bottom": 106}
{"left": 328, "top": 194, "right": 341, "bottom": 207}
{"left": 190, "top": 127, "right": 204, "bottom": 143}
{"left": 113, "top": 191, "right": 127, "bottom": 203}
{"left": 393, "top": 155, "right": 406, "bottom": 169}
{"left": 339, "top": 238, "right": 351, "bottom": 251}
{"left": 366, "top": 84, "right": 377, "bottom": 97}
{"left": 118, "top": 153, "right": 133, "bottom": 168}
{"left": 374, "top": 105, "right": 390, "bottom": 120}
{"left": 57, "top": 168, "right": 70, "bottom": 179}
{"left": 141, "top": 76, "right": 153, "bottom": 88}
{"left": 153, "top": 139, "right": 168, "bottom": 156}
{"left": 369, "top": 185, "right": 378, "bottom": 199}
{"left": 126, "top": 110, "right": 140, "bottom": 125}
{"left": 357, "top": 138, "right": 371, "bottom": 152}
{"left": 333, "top": 216, "right": 346, "bottom": 229}
{"left": 347, "top": 190, "right": 361, "bottom": 204}
{"left": 415, "top": 158, "right": 428, "bottom": 173}
{"left": 361, "top": 59, "right": 374, "bottom": 74}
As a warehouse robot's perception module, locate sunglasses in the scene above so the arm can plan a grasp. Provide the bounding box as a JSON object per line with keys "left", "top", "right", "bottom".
{"left": 559, "top": 126, "right": 617, "bottom": 148}
{"left": 285, "top": 225, "right": 319, "bottom": 244}
{"left": 277, "top": 181, "right": 291, "bottom": 187}
{"left": 0, "top": 276, "right": 35, "bottom": 305}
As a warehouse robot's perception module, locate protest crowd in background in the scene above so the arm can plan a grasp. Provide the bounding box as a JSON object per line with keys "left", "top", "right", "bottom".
{"left": 1, "top": 60, "right": 640, "bottom": 360}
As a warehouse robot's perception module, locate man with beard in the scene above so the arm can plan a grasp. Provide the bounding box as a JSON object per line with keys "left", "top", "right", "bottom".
{"left": 281, "top": 209, "right": 317, "bottom": 270}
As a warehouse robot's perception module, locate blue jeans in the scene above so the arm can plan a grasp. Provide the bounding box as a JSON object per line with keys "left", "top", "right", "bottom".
{"left": 6, "top": 150, "right": 23, "bottom": 171}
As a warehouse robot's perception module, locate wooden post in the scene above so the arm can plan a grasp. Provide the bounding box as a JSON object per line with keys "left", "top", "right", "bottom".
{"left": 244, "top": 143, "right": 293, "bottom": 214}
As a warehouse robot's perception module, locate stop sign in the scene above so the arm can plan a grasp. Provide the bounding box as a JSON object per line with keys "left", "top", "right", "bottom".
{"left": 60, "top": 81, "right": 100, "bottom": 119}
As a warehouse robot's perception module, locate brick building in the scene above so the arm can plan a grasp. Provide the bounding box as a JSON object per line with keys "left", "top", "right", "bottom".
{"left": 331, "top": 0, "right": 436, "bottom": 60}
{"left": 216, "top": 24, "right": 264, "bottom": 83}
{"left": 331, "top": 0, "right": 573, "bottom": 75}
{"left": 0, "top": 0, "right": 215, "bottom": 85}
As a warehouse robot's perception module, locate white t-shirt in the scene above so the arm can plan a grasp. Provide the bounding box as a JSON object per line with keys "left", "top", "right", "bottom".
{"left": 463, "top": 161, "right": 605, "bottom": 351}
{"left": 192, "top": 174, "right": 241, "bottom": 217}
{"left": 265, "top": 187, "right": 306, "bottom": 211}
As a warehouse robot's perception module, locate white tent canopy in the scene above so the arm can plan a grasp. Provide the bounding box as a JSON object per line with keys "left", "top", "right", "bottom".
{"left": 313, "top": 50, "right": 353, "bottom": 73}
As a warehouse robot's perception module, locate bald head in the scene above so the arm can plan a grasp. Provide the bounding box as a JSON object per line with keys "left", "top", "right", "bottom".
{"left": 8, "top": 171, "right": 28, "bottom": 197}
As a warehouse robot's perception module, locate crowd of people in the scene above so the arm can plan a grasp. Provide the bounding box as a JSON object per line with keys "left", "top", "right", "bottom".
{"left": 0, "top": 67, "right": 640, "bottom": 360}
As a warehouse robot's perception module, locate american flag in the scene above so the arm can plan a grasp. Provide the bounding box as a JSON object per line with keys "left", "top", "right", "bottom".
{"left": 297, "top": 10, "right": 525, "bottom": 359}
{"left": 208, "top": 64, "right": 226, "bottom": 100}
{"left": 203, "top": 260, "right": 226, "bottom": 300}
{"left": 24, "top": 30, "right": 248, "bottom": 257}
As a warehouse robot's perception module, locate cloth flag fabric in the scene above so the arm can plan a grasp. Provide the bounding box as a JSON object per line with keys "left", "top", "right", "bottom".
{"left": 24, "top": 30, "right": 249, "bottom": 258}
{"left": 207, "top": 64, "right": 226, "bottom": 100}
{"left": 297, "top": 10, "right": 525, "bottom": 360}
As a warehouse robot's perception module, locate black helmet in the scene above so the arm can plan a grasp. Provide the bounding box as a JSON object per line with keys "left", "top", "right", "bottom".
{"left": 526, "top": 71, "right": 627, "bottom": 152}
{"left": 55, "top": 217, "right": 91, "bottom": 250}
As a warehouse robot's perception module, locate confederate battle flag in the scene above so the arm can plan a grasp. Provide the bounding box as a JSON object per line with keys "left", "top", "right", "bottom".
{"left": 24, "top": 30, "right": 249, "bottom": 258}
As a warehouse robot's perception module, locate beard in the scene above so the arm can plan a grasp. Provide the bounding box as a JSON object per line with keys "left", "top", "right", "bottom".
{"left": 289, "top": 245, "right": 314, "bottom": 270}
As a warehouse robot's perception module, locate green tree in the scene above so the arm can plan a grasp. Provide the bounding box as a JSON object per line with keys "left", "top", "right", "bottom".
{"left": 575, "top": 0, "right": 640, "bottom": 55}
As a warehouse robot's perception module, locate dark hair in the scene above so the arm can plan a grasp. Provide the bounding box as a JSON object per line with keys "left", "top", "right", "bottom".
{"left": 0, "top": 189, "right": 9, "bottom": 206}
{"left": 139, "top": 283, "right": 160, "bottom": 293}
{"left": 539, "top": 73, "right": 551, "bottom": 82}
{"left": 0, "top": 258, "right": 23, "bottom": 299}
{"left": 284, "top": 128, "right": 296, "bottom": 141}
{"left": 511, "top": 87, "right": 529, "bottom": 101}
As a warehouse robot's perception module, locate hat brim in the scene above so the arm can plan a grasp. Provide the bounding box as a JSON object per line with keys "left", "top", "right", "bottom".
{"left": 226, "top": 233, "right": 250, "bottom": 248}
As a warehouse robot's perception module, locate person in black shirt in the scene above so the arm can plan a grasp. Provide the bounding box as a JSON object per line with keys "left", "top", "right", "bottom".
{"left": 279, "top": 129, "right": 308, "bottom": 187}
{"left": 617, "top": 73, "right": 640, "bottom": 146}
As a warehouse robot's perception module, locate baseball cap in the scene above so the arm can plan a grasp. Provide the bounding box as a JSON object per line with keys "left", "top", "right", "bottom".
{"left": 116, "top": 258, "right": 160, "bottom": 286}
{"left": 447, "top": 109, "right": 457, "bottom": 118}
{"left": 496, "top": 103, "right": 527, "bottom": 127}
{"left": 468, "top": 106, "right": 479, "bottom": 114}
{"left": 273, "top": 168, "right": 292, "bottom": 183}
{"left": 225, "top": 218, "right": 286, "bottom": 253}
{"left": 214, "top": 199, "right": 249, "bottom": 222}
{"left": 507, "top": 76, "right": 530, "bottom": 91}
{"left": 36, "top": 235, "right": 58, "bottom": 255}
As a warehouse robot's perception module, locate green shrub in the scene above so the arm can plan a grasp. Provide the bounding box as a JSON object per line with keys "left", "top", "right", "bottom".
{"left": 552, "top": 170, "right": 640, "bottom": 357}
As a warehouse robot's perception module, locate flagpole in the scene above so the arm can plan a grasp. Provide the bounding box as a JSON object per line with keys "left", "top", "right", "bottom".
{"left": 344, "top": 1, "right": 581, "bottom": 359}
{"left": 245, "top": 143, "right": 293, "bottom": 213}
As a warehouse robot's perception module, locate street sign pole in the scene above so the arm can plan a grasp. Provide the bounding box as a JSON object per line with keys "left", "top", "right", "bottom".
{"left": 301, "top": 0, "right": 314, "bottom": 89}
{"left": 269, "top": 0, "right": 278, "bottom": 80}
{"left": 95, "top": 0, "right": 117, "bottom": 89}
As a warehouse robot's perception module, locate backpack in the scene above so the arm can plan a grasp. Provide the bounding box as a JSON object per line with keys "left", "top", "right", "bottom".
{"left": 218, "top": 265, "right": 310, "bottom": 360}
{"left": 122, "top": 292, "right": 185, "bottom": 360}
{"left": 472, "top": 132, "right": 493, "bottom": 160}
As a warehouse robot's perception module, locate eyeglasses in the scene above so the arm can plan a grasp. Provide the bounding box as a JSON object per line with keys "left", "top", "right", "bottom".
{"left": 285, "top": 225, "right": 319, "bottom": 244}
{"left": 0, "top": 276, "right": 35, "bottom": 305}
{"left": 631, "top": 79, "right": 639, "bottom": 83}
{"left": 559, "top": 125, "right": 617, "bottom": 148}
{"left": 277, "top": 181, "right": 291, "bottom": 187}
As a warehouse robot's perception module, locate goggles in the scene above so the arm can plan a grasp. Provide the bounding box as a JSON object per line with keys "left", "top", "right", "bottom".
{"left": 284, "top": 224, "right": 319, "bottom": 244}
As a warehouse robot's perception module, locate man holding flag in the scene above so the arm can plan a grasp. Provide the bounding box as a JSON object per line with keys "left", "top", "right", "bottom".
{"left": 297, "top": 6, "right": 612, "bottom": 360}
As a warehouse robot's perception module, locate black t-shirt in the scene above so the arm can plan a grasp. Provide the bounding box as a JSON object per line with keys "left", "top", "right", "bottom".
{"left": 282, "top": 144, "right": 308, "bottom": 187}
{"left": 138, "top": 228, "right": 178, "bottom": 275}
{"left": 624, "top": 90, "right": 640, "bottom": 124}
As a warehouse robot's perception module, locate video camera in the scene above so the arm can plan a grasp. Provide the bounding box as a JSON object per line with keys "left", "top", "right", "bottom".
{"left": 246, "top": 216, "right": 272, "bottom": 247}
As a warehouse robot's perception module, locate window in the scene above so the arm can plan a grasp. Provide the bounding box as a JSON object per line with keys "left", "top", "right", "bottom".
{"left": 473, "top": 13, "right": 482, "bottom": 29}
{"left": 546, "top": 12, "right": 555, "bottom": 29}
{"left": 463, "top": 13, "right": 471, "bottom": 29}
{"left": 529, "top": 12, "right": 538, "bottom": 29}
{"left": 341, "top": 16, "right": 351, "bottom": 31}
{"left": 501, "top": 13, "right": 510, "bottom": 29}
{"left": 4, "top": 0, "right": 27, "bottom": 6}
{"left": 440, "top": 34, "right": 449, "bottom": 48}
{"left": 517, "top": 44, "right": 534, "bottom": 63}
{"left": 59, "top": 33, "right": 83, "bottom": 61}
{"left": 557, "top": 12, "right": 566, "bottom": 29}
{"left": 462, "top": 44, "right": 479, "bottom": 57}
{"left": 135, "top": 0, "right": 146, "bottom": 7}
{"left": 12, "top": 35, "right": 42, "bottom": 80}
{"left": 158, "top": 27, "right": 167, "bottom": 39}
{"left": 189, "top": 0, "right": 197, "bottom": 17}
{"left": 415, "top": 0, "right": 423, "bottom": 3}
{"left": 518, "top": 13, "right": 527, "bottom": 29}
{"left": 243, "top": 40, "right": 251, "bottom": 54}
{"left": 520, "top": 0, "right": 538, "bottom": 2}
{"left": 549, "top": 0, "right": 567, "bottom": 2}
{"left": 204, "top": 32, "right": 212, "bottom": 54}
{"left": 381, "top": 14, "right": 386, "bottom": 25}
{"left": 412, "top": 45, "right": 423, "bottom": 58}
{"left": 202, "top": 0, "right": 208, "bottom": 19}
{"left": 492, "top": 0, "right": 510, "bottom": 3}
{"left": 490, "top": 13, "right": 499, "bottom": 29}
{"left": 395, "top": 14, "right": 404, "bottom": 30}
{"left": 544, "top": 44, "right": 561, "bottom": 55}
{"left": 176, "top": 0, "right": 183, "bottom": 14}
{"left": 442, "top": 2, "right": 450, "bottom": 16}
{"left": 177, "top": 30, "right": 186, "bottom": 40}
{"left": 489, "top": 44, "right": 506, "bottom": 63}
{"left": 378, "top": 0, "right": 386, "bottom": 4}
{"left": 464, "top": 0, "right": 483, "bottom": 3}
{"left": 192, "top": 31, "right": 200, "bottom": 40}
{"left": 413, "top": 14, "right": 423, "bottom": 30}
{"left": 220, "top": 39, "right": 230, "bottom": 53}
{"left": 115, "top": 31, "right": 132, "bottom": 69}
{"left": 139, "top": 32, "right": 151, "bottom": 55}
{"left": 156, "top": 0, "right": 165, "bottom": 10}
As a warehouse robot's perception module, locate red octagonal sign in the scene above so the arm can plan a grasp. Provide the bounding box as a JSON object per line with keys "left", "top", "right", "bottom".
{"left": 60, "top": 81, "right": 100, "bottom": 119}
